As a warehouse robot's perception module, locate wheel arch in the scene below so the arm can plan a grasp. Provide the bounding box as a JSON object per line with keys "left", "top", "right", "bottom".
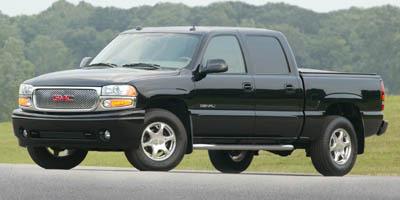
{"left": 325, "top": 102, "right": 365, "bottom": 154}
{"left": 145, "top": 97, "right": 193, "bottom": 154}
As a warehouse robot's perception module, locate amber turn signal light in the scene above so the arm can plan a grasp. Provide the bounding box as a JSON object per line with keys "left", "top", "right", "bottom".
{"left": 103, "top": 99, "right": 134, "bottom": 108}
{"left": 126, "top": 86, "right": 137, "bottom": 97}
{"left": 18, "top": 97, "right": 32, "bottom": 107}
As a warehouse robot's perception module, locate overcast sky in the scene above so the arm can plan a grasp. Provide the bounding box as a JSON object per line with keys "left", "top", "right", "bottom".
{"left": 0, "top": 0, "right": 399, "bottom": 16}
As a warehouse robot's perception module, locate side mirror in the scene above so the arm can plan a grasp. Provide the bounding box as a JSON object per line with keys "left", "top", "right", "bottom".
{"left": 200, "top": 59, "right": 228, "bottom": 74}
{"left": 79, "top": 57, "right": 93, "bottom": 68}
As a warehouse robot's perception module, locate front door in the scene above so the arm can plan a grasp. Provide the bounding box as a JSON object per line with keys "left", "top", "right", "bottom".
{"left": 191, "top": 35, "right": 255, "bottom": 137}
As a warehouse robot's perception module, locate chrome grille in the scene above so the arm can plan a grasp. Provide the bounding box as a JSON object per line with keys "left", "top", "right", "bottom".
{"left": 34, "top": 89, "right": 99, "bottom": 110}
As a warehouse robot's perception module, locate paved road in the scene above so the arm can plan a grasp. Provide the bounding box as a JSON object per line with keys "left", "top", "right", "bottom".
{"left": 0, "top": 164, "right": 399, "bottom": 200}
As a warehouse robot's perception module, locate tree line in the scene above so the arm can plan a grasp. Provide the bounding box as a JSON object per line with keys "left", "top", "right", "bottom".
{"left": 0, "top": 0, "right": 399, "bottom": 120}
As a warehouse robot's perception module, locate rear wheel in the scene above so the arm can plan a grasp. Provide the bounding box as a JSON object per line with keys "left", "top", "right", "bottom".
{"left": 27, "top": 147, "right": 87, "bottom": 169}
{"left": 124, "top": 109, "right": 187, "bottom": 171}
{"left": 310, "top": 116, "right": 358, "bottom": 176}
{"left": 208, "top": 150, "right": 254, "bottom": 173}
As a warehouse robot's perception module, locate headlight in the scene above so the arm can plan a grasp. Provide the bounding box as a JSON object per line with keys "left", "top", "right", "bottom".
{"left": 101, "top": 85, "right": 137, "bottom": 96}
{"left": 18, "top": 84, "right": 34, "bottom": 108}
{"left": 101, "top": 85, "right": 137, "bottom": 109}
{"left": 19, "top": 84, "right": 34, "bottom": 95}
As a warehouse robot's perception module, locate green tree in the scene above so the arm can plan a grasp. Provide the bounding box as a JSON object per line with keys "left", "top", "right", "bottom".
{"left": 0, "top": 38, "right": 35, "bottom": 120}
{"left": 26, "top": 35, "right": 73, "bottom": 75}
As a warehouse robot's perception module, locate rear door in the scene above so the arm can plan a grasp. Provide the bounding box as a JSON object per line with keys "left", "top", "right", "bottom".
{"left": 244, "top": 35, "right": 304, "bottom": 138}
{"left": 191, "top": 34, "right": 255, "bottom": 137}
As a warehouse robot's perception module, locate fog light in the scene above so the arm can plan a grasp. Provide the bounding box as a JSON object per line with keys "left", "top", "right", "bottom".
{"left": 100, "top": 130, "right": 111, "bottom": 141}
{"left": 104, "top": 130, "right": 111, "bottom": 140}
{"left": 22, "top": 129, "right": 28, "bottom": 138}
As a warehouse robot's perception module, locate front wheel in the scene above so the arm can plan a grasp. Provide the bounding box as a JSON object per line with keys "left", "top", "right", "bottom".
{"left": 27, "top": 147, "right": 87, "bottom": 169}
{"left": 310, "top": 116, "right": 358, "bottom": 176}
{"left": 208, "top": 150, "right": 254, "bottom": 173}
{"left": 124, "top": 109, "right": 187, "bottom": 171}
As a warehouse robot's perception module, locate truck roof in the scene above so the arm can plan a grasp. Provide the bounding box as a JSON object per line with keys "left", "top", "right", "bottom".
{"left": 122, "top": 26, "right": 282, "bottom": 35}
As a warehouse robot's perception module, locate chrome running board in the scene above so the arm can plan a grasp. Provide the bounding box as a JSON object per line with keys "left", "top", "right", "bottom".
{"left": 193, "top": 144, "right": 294, "bottom": 151}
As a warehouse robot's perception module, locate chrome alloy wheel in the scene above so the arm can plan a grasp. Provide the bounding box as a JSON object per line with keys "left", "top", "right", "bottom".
{"left": 228, "top": 151, "right": 248, "bottom": 162}
{"left": 329, "top": 128, "right": 352, "bottom": 165}
{"left": 141, "top": 122, "right": 176, "bottom": 161}
{"left": 46, "top": 148, "right": 75, "bottom": 158}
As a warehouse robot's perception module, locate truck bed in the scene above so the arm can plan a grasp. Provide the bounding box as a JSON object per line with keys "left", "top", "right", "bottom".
{"left": 299, "top": 68, "right": 383, "bottom": 139}
{"left": 299, "top": 68, "right": 377, "bottom": 76}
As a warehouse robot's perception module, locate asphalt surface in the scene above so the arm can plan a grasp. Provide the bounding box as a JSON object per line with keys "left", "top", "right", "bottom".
{"left": 0, "top": 164, "right": 399, "bottom": 200}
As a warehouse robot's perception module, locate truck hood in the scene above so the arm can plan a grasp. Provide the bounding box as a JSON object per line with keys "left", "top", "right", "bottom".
{"left": 24, "top": 67, "right": 180, "bottom": 86}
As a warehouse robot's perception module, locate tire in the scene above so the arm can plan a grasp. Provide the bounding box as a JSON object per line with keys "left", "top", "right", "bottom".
{"left": 208, "top": 150, "right": 254, "bottom": 173}
{"left": 124, "top": 109, "right": 187, "bottom": 171}
{"left": 310, "top": 116, "right": 358, "bottom": 176}
{"left": 27, "top": 147, "right": 87, "bottom": 169}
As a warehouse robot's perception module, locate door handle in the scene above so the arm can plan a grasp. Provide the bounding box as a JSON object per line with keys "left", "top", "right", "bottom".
{"left": 285, "top": 84, "right": 294, "bottom": 89}
{"left": 284, "top": 84, "right": 296, "bottom": 94}
{"left": 242, "top": 82, "right": 253, "bottom": 91}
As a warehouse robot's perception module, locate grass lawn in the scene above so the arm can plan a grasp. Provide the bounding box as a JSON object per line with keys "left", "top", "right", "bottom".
{"left": 1, "top": 96, "right": 399, "bottom": 175}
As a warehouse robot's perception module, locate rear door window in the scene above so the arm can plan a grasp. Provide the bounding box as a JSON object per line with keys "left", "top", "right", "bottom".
{"left": 245, "top": 36, "right": 289, "bottom": 74}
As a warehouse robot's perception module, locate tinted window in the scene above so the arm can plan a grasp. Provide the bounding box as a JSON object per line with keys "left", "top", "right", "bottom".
{"left": 91, "top": 33, "right": 200, "bottom": 69}
{"left": 246, "top": 36, "right": 289, "bottom": 74}
{"left": 203, "top": 36, "right": 246, "bottom": 73}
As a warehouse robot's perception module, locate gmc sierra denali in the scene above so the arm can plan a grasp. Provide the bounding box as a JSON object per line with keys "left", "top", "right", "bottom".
{"left": 12, "top": 26, "right": 387, "bottom": 176}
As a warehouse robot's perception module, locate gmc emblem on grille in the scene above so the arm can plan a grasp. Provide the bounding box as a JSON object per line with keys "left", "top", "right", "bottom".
{"left": 51, "top": 95, "right": 74, "bottom": 102}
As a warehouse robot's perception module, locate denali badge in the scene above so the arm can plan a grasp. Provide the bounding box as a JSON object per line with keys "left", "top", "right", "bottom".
{"left": 51, "top": 95, "right": 74, "bottom": 102}
{"left": 199, "top": 104, "right": 216, "bottom": 109}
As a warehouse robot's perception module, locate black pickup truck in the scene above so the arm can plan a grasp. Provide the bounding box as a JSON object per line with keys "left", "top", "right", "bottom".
{"left": 12, "top": 26, "right": 387, "bottom": 176}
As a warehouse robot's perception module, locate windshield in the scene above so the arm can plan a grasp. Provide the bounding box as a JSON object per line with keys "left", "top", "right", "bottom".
{"left": 90, "top": 33, "right": 201, "bottom": 69}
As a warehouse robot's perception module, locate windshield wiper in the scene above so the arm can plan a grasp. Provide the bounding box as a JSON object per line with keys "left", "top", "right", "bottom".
{"left": 88, "top": 62, "right": 118, "bottom": 68}
{"left": 122, "top": 63, "right": 161, "bottom": 70}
